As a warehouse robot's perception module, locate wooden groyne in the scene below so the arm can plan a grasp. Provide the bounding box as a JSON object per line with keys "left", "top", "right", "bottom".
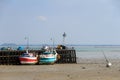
{"left": 0, "top": 49, "right": 76, "bottom": 65}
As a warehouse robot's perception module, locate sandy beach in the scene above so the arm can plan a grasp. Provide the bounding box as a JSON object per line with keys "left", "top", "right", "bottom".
{"left": 0, "top": 59, "right": 120, "bottom": 80}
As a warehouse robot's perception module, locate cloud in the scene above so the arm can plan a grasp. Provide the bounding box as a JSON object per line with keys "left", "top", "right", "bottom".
{"left": 37, "top": 16, "right": 47, "bottom": 21}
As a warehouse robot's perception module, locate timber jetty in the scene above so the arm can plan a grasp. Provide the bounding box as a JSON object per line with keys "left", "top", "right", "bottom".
{"left": 0, "top": 49, "right": 76, "bottom": 65}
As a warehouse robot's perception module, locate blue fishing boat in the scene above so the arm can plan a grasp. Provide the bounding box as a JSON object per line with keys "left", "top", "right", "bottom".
{"left": 39, "top": 46, "right": 58, "bottom": 64}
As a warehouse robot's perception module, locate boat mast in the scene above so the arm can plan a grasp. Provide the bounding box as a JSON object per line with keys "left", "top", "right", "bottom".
{"left": 51, "top": 38, "right": 55, "bottom": 51}
{"left": 25, "top": 37, "right": 29, "bottom": 52}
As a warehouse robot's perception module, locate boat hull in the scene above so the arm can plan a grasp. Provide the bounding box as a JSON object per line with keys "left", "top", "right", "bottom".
{"left": 39, "top": 57, "right": 57, "bottom": 64}
{"left": 19, "top": 57, "right": 38, "bottom": 64}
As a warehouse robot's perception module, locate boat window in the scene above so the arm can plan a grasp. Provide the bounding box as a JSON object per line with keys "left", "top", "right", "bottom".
{"left": 21, "top": 53, "right": 30, "bottom": 57}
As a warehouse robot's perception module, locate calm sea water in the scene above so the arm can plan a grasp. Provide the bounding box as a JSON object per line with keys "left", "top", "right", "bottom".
{"left": 75, "top": 45, "right": 120, "bottom": 59}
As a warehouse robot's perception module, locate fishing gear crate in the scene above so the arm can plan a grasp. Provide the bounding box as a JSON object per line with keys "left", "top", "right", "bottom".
{"left": 0, "top": 49, "right": 76, "bottom": 65}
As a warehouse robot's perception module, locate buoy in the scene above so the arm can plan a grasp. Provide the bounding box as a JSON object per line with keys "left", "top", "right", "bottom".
{"left": 106, "top": 62, "right": 112, "bottom": 67}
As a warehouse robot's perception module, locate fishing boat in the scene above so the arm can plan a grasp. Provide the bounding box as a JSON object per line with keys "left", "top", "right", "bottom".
{"left": 39, "top": 46, "right": 58, "bottom": 64}
{"left": 19, "top": 50, "right": 38, "bottom": 64}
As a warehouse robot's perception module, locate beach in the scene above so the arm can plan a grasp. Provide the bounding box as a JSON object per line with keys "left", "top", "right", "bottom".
{"left": 0, "top": 59, "right": 120, "bottom": 80}
{"left": 0, "top": 46, "right": 120, "bottom": 80}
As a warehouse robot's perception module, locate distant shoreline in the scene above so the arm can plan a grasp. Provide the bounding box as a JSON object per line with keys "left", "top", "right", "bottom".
{"left": 1, "top": 43, "right": 120, "bottom": 46}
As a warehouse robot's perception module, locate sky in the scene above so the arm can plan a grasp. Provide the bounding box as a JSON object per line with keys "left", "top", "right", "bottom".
{"left": 0, "top": 0, "right": 120, "bottom": 45}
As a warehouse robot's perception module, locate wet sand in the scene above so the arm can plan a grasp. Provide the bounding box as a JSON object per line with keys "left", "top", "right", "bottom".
{"left": 0, "top": 59, "right": 120, "bottom": 80}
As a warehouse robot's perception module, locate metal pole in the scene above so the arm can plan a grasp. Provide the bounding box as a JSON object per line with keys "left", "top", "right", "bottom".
{"left": 63, "top": 32, "right": 66, "bottom": 45}
{"left": 102, "top": 51, "right": 112, "bottom": 67}
{"left": 50, "top": 38, "right": 54, "bottom": 51}
{"left": 25, "top": 37, "right": 29, "bottom": 50}
{"left": 102, "top": 51, "right": 109, "bottom": 63}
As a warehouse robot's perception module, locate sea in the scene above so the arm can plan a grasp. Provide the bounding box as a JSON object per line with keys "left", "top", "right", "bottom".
{"left": 75, "top": 45, "right": 120, "bottom": 64}
{"left": 75, "top": 45, "right": 120, "bottom": 58}
{"left": 1, "top": 45, "right": 120, "bottom": 63}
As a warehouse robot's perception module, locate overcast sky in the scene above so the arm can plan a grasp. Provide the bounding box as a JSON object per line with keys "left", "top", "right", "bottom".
{"left": 0, "top": 0, "right": 120, "bottom": 45}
